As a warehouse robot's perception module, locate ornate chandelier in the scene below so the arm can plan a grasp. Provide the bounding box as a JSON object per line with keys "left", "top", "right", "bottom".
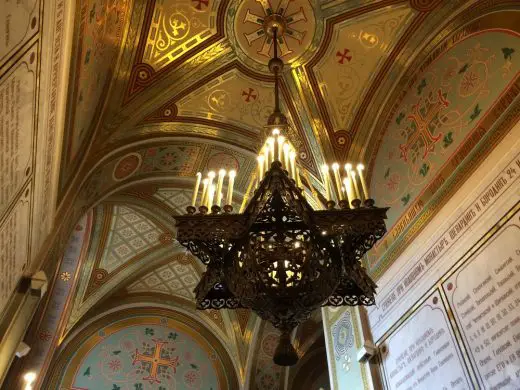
{"left": 175, "top": 16, "right": 388, "bottom": 366}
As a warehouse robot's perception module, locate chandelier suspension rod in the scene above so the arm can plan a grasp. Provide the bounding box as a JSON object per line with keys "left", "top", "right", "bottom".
{"left": 272, "top": 27, "right": 281, "bottom": 118}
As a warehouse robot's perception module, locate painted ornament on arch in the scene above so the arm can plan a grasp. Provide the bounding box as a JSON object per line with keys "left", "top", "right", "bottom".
{"left": 371, "top": 30, "right": 520, "bottom": 231}
{"left": 113, "top": 153, "right": 142, "bottom": 181}
{"left": 64, "top": 323, "right": 220, "bottom": 389}
{"left": 142, "top": 0, "right": 220, "bottom": 71}
{"left": 206, "top": 152, "right": 240, "bottom": 172}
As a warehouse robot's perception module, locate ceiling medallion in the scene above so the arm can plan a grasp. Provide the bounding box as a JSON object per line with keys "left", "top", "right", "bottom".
{"left": 233, "top": 0, "right": 316, "bottom": 67}
{"left": 176, "top": 23, "right": 388, "bottom": 366}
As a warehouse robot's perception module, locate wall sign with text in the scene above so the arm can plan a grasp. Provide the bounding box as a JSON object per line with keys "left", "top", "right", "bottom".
{"left": 378, "top": 206, "right": 520, "bottom": 389}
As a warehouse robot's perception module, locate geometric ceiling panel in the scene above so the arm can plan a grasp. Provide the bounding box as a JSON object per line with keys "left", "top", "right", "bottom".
{"left": 171, "top": 67, "right": 317, "bottom": 174}
{"left": 312, "top": 5, "right": 414, "bottom": 133}
{"left": 126, "top": 0, "right": 228, "bottom": 99}
{"left": 177, "top": 68, "right": 279, "bottom": 131}
{"left": 153, "top": 188, "right": 193, "bottom": 214}
{"left": 100, "top": 205, "right": 163, "bottom": 273}
{"left": 142, "top": 0, "right": 220, "bottom": 72}
{"left": 127, "top": 258, "right": 200, "bottom": 299}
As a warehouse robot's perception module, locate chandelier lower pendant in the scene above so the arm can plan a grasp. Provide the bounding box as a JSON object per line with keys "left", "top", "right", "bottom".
{"left": 174, "top": 17, "right": 388, "bottom": 366}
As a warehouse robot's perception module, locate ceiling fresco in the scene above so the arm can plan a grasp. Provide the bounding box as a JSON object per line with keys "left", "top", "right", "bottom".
{"left": 127, "top": 255, "right": 201, "bottom": 299}
{"left": 16, "top": 0, "right": 520, "bottom": 388}
{"left": 232, "top": 0, "right": 318, "bottom": 67}
{"left": 365, "top": 10, "right": 520, "bottom": 277}
{"left": 46, "top": 309, "right": 239, "bottom": 389}
{"left": 60, "top": 0, "right": 129, "bottom": 189}
{"left": 142, "top": 0, "right": 221, "bottom": 71}
{"left": 371, "top": 30, "right": 519, "bottom": 229}
{"left": 99, "top": 205, "right": 165, "bottom": 273}
{"left": 310, "top": 5, "right": 414, "bottom": 135}
{"left": 126, "top": 0, "right": 229, "bottom": 99}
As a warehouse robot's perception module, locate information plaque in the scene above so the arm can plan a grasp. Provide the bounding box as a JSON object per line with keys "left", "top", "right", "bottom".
{"left": 381, "top": 290, "right": 472, "bottom": 390}
{"left": 443, "top": 210, "right": 520, "bottom": 389}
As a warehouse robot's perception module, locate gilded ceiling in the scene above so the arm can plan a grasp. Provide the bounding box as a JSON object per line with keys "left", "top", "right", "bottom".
{"left": 17, "top": 0, "right": 520, "bottom": 388}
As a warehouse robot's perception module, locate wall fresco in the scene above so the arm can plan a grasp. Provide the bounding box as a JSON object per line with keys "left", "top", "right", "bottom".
{"left": 369, "top": 29, "right": 520, "bottom": 273}
{"left": 56, "top": 315, "right": 228, "bottom": 390}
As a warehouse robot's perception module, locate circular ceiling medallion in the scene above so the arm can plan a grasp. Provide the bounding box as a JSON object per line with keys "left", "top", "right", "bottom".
{"left": 113, "top": 153, "right": 142, "bottom": 181}
{"left": 233, "top": 0, "right": 317, "bottom": 67}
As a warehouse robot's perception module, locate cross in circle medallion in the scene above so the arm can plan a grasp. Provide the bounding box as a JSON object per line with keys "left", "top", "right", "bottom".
{"left": 336, "top": 48, "right": 352, "bottom": 64}
{"left": 242, "top": 87, "right": 257, "bottom": 102}
{"left": 133, "top": 339, "right": 180, "bottom": 384}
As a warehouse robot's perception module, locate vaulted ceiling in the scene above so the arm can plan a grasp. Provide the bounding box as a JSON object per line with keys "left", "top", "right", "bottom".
{"left": 13, "top": 0, "right": 520, "bottom": 388}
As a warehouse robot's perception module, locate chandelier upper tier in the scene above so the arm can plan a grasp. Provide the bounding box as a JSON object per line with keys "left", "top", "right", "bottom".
{"left": 175, "top": 12, "right": 388, "bottom": 366}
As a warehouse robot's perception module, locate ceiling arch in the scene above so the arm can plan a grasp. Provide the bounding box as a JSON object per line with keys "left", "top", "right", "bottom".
{"left": 44, "top": 306, "right": 240, "bottom": 389}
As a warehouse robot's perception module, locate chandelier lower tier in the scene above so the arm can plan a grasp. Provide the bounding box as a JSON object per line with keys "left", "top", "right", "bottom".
{"left": 174, "top": 15, "right": 388, "bottom": 366}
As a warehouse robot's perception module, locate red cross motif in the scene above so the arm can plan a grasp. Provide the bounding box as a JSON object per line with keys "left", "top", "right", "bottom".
{"left": 192, "top": 0, "right": 209, "bottom": 10}
{"left": 133, "top": 339, "right": 180, "bottom": 384}
{"left": 336, "top": 49, "right": 352, "bottom": 64}
{"left": 242, "top": 87, "right": 257, "bottom": 102}
{"left": 399, "top": 89, "right": 449, "bottom": 163}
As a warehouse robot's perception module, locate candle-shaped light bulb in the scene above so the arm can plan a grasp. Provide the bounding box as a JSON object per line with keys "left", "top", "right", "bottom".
{"left": 263, "top": 146, "right": 270, "bottom": 171}
{"left": 277, "top": 135, "right": 285, "bottom": 162}
{"left": 267, "top": 137, "right": 275, "bottom": 164}
{"left": 201, "top": 178, "right": 209, "bottom": 207}
{"left": 206, "top": 171, "right": 216, "bottom": 207}
{"left": 344, "top": 164, "right": 355, "bottom": 201}
{"left": 191, "top": 172, "right": 202, "bottom": 207}
{"left": 289, "top": 150, "right": 296, "bottom": 178}
{"left": 207, "top": 184, "right": 215, "bottom": 208}
{"left": 357, "top": 163, "right": 369, "bottom": 200}
{"left": 343, "top": 177, "right": 351, "bottom": 206}
{"left": 283, "top": 143, "right": 290, "bottom": 171}
{"left": 215, "top": 169, "right": 226, "bottom": 207}
{"left": 350, "top": 170, "right": 361, "bottom": 200}
{"left": 332, "top": 163, "right": 344, "bottom": 200}
{"left": 226, "top": 169, "right": 236, "bottom": 206}
{"left": 207, "top": 170, "right": 216, "bottom": 188}
{"left": 322, "top": 164, "right": 331, "bottom": 201}
{"left": 257, "top": 155, "right": 265, "bottom": 181}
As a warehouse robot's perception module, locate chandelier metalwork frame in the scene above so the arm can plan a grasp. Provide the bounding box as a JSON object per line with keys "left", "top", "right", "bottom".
{"left": 175, "top": 14, "right": 388, "bottom": 366}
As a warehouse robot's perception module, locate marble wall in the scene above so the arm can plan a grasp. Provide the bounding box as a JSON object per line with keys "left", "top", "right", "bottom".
{"left": 0, "top": 0, "right": 73, "bottom": 317}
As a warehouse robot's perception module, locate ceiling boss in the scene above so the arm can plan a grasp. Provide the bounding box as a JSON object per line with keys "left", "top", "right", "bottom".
{"left": 233, "top": 0, "right": 316, "bottom": 66}
{"left": 175, "top": 5, "right": 388, "bottom": 366}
